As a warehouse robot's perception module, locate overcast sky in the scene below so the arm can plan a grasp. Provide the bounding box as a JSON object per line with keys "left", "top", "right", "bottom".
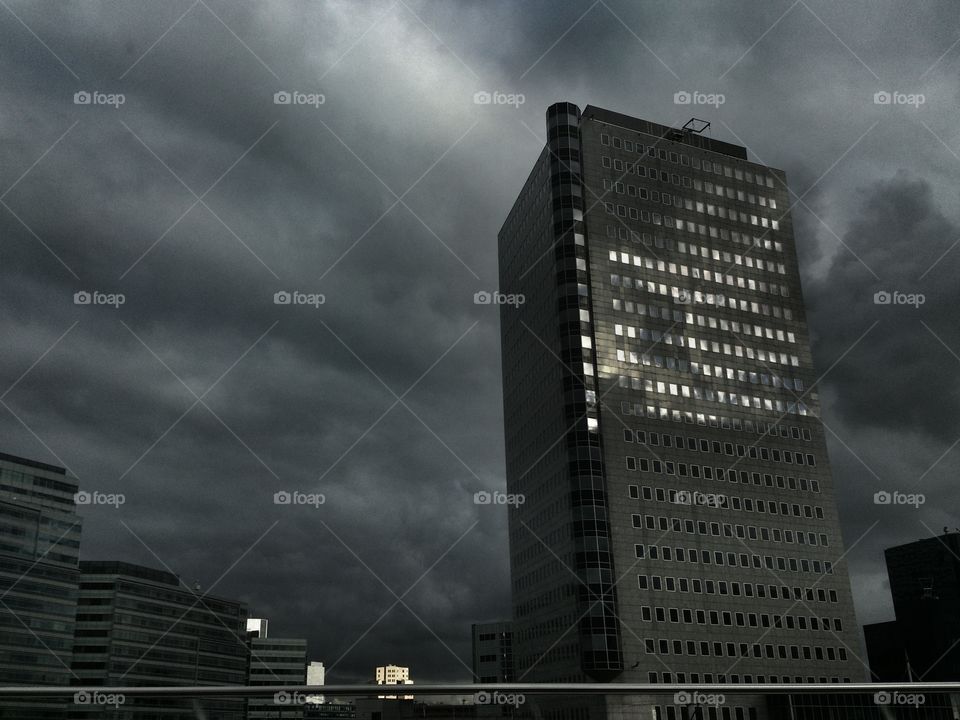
{"left": 1, "top": 0, "right": 959, "bottom": 684}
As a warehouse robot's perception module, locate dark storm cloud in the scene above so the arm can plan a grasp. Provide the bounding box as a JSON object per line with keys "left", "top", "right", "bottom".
{"left": 805, "top": 172, "right": 960, "bottom": 441}
{"left": 791, "top": 170, "right": 960, "bottom": 630}
{"left": 1, "top": 0, "right": 959, "bottom": 684}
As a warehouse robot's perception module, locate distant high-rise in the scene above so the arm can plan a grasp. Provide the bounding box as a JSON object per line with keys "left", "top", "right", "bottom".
{"left": 247, "top": 616, "right": 270, "bottom": 638}
{"left": 307, "top": 660, "right": 326, "bottom": 704}
{"left": 865, "top": 531, "right": 960, "bottom": 681}
{"left": 248, "top": 635, "right": 308, "bottom": 719}
{"left": 471, "top": 621, "right": 513, "bottom": 682}
{"left": 0, "top": 451, "right": 83, "bottom": 720}
{"left": 497, "top": 103, "right": 864, "bottom": 717}
{"left": 69, "top": 561, "right": 249, "bottom": 719}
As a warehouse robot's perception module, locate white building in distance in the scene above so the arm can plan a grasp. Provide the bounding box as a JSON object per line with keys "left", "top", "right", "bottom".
{"left": 306, "top": 661, "right": 325, "bottom": 704}
{"left": 376, "top": 664, "right": 413, "bottom": 699}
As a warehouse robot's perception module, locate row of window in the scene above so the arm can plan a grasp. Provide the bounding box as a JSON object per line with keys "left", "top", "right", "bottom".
{"left": 598, "top": 132, "right": 778, "bottom": 189}
{"left": 609, "top": 301, "right": 795, "bottom": 349}
{"left": 610, "top": 309, "right": 801, "bottom": 377}
{"left": 642, "top": 636, "right": 848, "bottom": 663}
{"left": 629, "top": 500, "right": 828, "bottom": 546}
{"left": 617, "top": 398, "right": 819, "bottom": 443}
{"left": 636, "top": 571, "right": 839, "bottom": 603}
{"left": 611, "top": 254, "right": 790, "bottom": 303}
{"left": 617, "top": 372, "right": 811, "bottom": 417}
{"left": 611, "top": 250, "right": 788, "bottom": 293}
{"left": 602, "top": 161, "right": 780, "bottom": 211}
{"left": 625, "top": 431, "right": 818, "bottom": 468}
{"left": 613, "top": 337, "right": 802, "bottom": 395}
{"left": 611, "top": 281, "right": 788, "bottom": 326}
{"left": 616, "top": 348, "right": 803, "bottom": 390}
{"left": 631, "top": 486, "right": 826, "bottom": 534}
{"left": 610, "top": 301, "right": 797, "bottom": 360}
{"left": 645, "top": 672, "right": 848, "bottom": 688}
{"left": 625, "top": 455, "right": 822, "bottom": 497}
{"left": 611, "top": 241, "right": 789, "bottom": 289}
{"left": 624, "top": 455, "right": 821, "bottom": 494}
{"left": 636, "top": 524, "right": 827, "bottom": 563}
{"left": 604, "top": 222, "right": 784, "bottom": 258}
{"left": 604, "top": 200, "right": 781, "bottom": 237}
{"left": 637, "top": 604, "right": 842, "bottom": 632}
{"left": 599, "top": 172, "right": 780, "bottom": 229}
{"left": 625, "top": 423, "right": 811, "bottom": 448}
{"left": 631, "top": 515, "right": 834, "bottom": 575}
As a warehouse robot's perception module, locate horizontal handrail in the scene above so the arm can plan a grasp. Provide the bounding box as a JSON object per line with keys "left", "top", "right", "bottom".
{"left": 2, "top": 683, "right": 959, "bottom": 698}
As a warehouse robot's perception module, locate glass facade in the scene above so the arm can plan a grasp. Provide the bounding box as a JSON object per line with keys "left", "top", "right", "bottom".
{"left": 0, "top": 452, "right": 82, "bottom": 720}
{"left": 247, "top": 637, "right": 308, "bottom": 719}
{"left": 498, "top": 103, "right": 865, "bottom": 720}
{"left": 69, "top": 561, "right": 249, "bottom": 719}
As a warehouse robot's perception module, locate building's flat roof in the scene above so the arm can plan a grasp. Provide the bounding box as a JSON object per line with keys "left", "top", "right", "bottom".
{"left": 79, "top": 560, "right": 181, "bottom": 586}
{"left": 0, "top": 450, "right": 66, "bottom": 475}
{"left": 582, "top": 105, "right": 749, "bottom": 161}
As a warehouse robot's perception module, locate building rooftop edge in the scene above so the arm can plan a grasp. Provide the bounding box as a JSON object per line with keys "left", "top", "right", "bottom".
{"left": 581, "top": 104, "right": 752, "bottom": 163}
{"left": 0, "top": 450, "right": 67, "bottom": 475}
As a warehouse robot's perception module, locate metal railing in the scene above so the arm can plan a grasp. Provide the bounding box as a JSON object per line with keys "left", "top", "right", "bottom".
{"left": 2, "top": 682, "right": 959, "bottom": 698}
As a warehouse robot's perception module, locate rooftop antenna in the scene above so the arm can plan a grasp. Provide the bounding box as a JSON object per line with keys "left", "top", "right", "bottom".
{"left": 682, "top": 118, "right": 711, "bottom": 135}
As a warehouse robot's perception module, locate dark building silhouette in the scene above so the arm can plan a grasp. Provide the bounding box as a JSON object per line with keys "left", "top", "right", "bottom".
{"left": 247, "top": 633, "right": 308, "bottom": 719}
{"left": 497, "top": 103, "right": 865, "bottom": 719}
{"left": 865, "top": 532, "right": 960, "bottom": 682}
{"left": 767, "top": 692, "right": 960, "bottom": 719}
{"left": 304, "top": 704, "right": 357, "bottom": 720}
{"left": 0, "top": 452, "right": 83, "bottom": 720}
{"left": 69, "top": 561, "right": 249, "bottom": 719}
{"left": 471, "top": 621, "right": 514, "bottom": 682}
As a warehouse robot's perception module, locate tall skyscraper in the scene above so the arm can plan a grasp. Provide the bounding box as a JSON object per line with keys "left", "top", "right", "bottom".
{"left": 471, "top": 621, "right": 514, "bottom": 682}
{"left": 70, "top": 561, "right": 249, "bottom": 719}
{"left": 0, "top": 451, "right": 83, "bottom": 720}
{"left": 865, "top": 531, "right": 960, "bottom": 681}
{"left": 497, "top": 103, "right": 864, "bottom": 718}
